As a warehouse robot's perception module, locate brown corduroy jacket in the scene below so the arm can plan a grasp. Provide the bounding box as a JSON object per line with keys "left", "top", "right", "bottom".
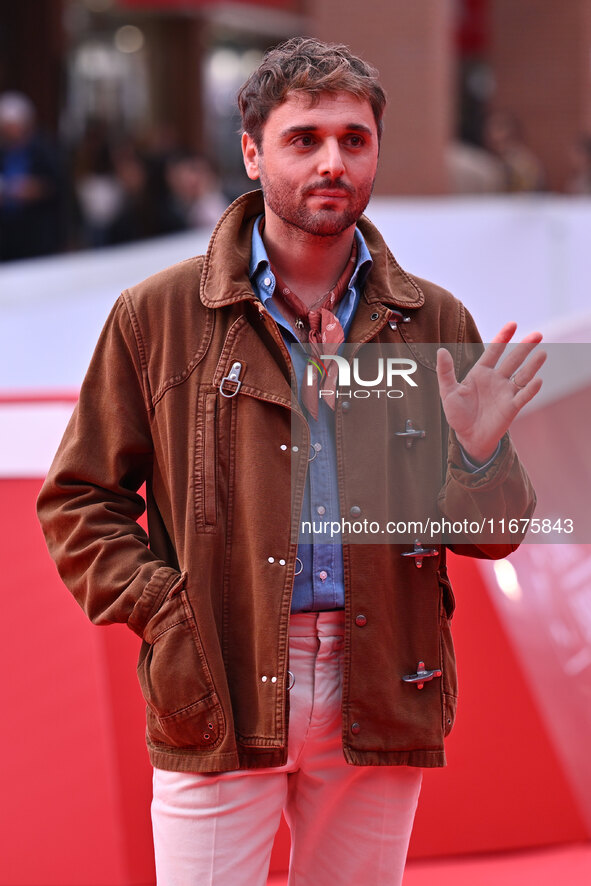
{"left": 37, "top": 190, "right": 535, "bottom": 772}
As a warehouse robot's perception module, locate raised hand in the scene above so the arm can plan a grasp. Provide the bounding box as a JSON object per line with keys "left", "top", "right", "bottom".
{"left": 436, "top": 322, "right": 546, "bottom": 465}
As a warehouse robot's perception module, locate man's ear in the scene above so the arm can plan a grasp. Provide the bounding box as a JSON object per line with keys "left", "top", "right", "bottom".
{"left": 242, "top": 131, "right": 261, "bottom": 181}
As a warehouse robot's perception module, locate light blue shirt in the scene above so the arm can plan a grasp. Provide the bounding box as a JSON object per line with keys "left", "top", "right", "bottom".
{"left": 249, "top": 215, "right": 372, "bottom": 612}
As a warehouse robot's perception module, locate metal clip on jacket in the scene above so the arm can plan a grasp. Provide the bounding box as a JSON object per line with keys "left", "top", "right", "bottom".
{"left": 219, "top": 361, "right": 243, "bottom": 398}
{"left": 395, "top": 419, "right": 426, "bottom": 449}
{"left": 388, "top": 309, "right": 411, "bottom": 330}
{"left": 402, "top": 661, "right": 442, "bottom": 690}
{"left": 401, "top": 539, "right": 438, "bottom": 569}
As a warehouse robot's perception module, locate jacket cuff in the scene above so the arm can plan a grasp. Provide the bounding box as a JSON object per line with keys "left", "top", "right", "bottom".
{"left": 448, "top": 432, "right": 514, "bottom": 490}
{"left": 128, "top": 566, "right": 184, "bottom": 637}
{"left": 459, "top": 440, "right": 502, "bottom": 473}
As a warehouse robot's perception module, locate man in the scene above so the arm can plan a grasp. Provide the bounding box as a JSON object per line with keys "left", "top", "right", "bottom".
{"left": 37, "top": 38, "right": 544, "bottom": 886}
{"left": 0, "top": 91, "right": 64, "bottom": 261}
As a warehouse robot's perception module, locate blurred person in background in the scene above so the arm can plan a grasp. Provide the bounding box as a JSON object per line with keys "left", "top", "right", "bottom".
{"left": 483, "top": 109, "right": 546, "bottom": 193}
{"left": 446, "top": 138, "right": 506, "bottom": 194}
{"left": 0, "top": 91, "right": 65, "bottom": 261}
{"left": 105, "top": 138, "right": 161, "bottom": 246}
{"left": 72, "top": 119, "right": 125, "bottom": 248}
{"left": 565, "top": 134, "right": 591, "bottom": 195}
{"left": 72, "top": 122, "right": 189, "bottom": 247}
{"left": 161, "top": 151, "right": 228, "bottom": 233}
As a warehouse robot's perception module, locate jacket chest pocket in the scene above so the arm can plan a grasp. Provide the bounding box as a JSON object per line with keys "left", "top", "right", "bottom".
{"left": 193, "top": 389, "right": 233, "bottom": 532}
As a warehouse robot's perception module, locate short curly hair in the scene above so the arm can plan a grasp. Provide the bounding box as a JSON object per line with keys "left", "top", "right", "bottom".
{"left": 237, "top": 36, "right": 386, "bottom": 148}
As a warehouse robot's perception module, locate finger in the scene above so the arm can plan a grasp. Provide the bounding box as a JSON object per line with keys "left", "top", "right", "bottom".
{"left": 511, "top": 375, "right": 543, "bottom": 411}
{"left": 477, "top": 322, "right": 518, "bottom": 369}
{"left": 498, "top": 332, "right": 544, "bottom": 379}
{"left": 519, "top": 330, "right": 544, "bottom": 344}
{"left": 509, "top": 347, "right": 547, "bottom": 389}
{"left": 436, "top": 347, "right": 458, "bottom": 397}
{"left": 491, "top": 321, "right": 518, "bottom": 343}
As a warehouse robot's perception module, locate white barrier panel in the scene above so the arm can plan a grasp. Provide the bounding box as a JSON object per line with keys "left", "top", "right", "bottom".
{"left": 2, "top": 195, "right": 591, "bottom": 396}
{"left": 0, "top": 401, "right": 75, "bottom": 477}
{"left": 367, "top": 195, "right": 591, "bottom": 342}
{"left": 0, "top": 229, "right": 209, "bottom": 392}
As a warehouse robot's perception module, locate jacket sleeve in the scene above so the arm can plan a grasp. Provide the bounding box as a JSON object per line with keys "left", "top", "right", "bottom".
{"left": 37, "top": 295, "right": 182, "bottom": 636}
{"left": 438, "top": 430, "right": 537, "bottom": 559}
{"left": 437, "top": 303, "right": 537, "bottom": 559}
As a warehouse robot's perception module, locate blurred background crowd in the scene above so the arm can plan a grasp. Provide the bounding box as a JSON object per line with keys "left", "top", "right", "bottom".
{"left": 1, "top": 0, "right": 591, "bottom": 262}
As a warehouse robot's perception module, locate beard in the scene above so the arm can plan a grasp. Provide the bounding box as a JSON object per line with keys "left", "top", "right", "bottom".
{"left": 258, "top": 168, "right": 375, "bottom": 237}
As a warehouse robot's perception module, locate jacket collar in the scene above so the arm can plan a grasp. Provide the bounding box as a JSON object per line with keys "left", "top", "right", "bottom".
{"left": 200, "top": 189, "right": 424, "bottom": 311}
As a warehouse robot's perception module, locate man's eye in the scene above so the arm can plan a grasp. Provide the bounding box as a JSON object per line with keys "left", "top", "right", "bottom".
{"left": 294, "top": 135, "right": 315, "bottom": 147}
{"left": 345, "top": 135, "right": 364, "bottom": 147}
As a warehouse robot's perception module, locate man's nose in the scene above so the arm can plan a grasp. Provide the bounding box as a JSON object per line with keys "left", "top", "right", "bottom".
{"left": 317, "top": 139, "right": 346, "bottom": 178}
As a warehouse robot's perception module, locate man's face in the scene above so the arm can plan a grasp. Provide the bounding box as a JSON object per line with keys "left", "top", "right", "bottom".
{"left": 242, "top": 91, "right": 379, "bottom": 237}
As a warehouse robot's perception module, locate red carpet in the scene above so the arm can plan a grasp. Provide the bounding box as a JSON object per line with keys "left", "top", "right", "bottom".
{"left": 2, "top": 399, "right": 590, "bottom": 886}
{"left": 268, "top": 842, "right": 591, "bottom": 885}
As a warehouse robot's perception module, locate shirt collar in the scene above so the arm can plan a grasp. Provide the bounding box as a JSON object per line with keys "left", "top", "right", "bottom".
{"left": 249, "top": 214, "right": 373, "bottom": 305}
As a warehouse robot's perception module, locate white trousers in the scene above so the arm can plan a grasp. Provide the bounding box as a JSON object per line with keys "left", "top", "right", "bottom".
{"left": 151, "top": 611, "right": 422, "bottom": 886}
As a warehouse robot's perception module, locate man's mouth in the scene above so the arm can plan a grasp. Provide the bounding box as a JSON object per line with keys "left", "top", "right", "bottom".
{"left": 305, "top": 181, "right": 353, "bottom": 199}
{"left": 307, "top": 189, "right": 350, "bottom": 198}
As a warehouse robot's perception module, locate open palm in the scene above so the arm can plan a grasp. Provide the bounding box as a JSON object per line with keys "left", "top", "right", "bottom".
{"left": 436, "top": 322, "right": 546, "bottom": 465}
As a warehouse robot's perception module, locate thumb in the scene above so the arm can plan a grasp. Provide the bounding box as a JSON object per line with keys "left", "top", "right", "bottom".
{"left": 436, "top": 347, "right": 457, "bottom": 398}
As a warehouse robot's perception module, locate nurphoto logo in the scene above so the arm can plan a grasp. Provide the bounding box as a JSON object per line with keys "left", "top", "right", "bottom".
{"left": 306, "top": 354, "right": 418, "bottom": 400}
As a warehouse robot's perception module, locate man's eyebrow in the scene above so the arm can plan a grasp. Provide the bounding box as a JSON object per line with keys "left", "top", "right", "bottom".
{"left": 279, "top": 123, "right": 374, "bottom": 138}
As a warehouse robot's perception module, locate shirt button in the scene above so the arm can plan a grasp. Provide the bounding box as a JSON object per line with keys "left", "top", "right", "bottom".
{"left": 350, "top": 505, "right": 361, "bottom": 517}
{"left": 319, "top": 570, "right": 328, "bottom": 581}
{"left": 317, "top": 505, "right": 326, "bottom": 516}
{"left": 351, "top": 722, "right": 361, "bottom": 735}
{"left": 264, "top": 276, "right": 271, "bottom": 287}
{"left": 355, "top": 614, "right": 367, "bottom": 627}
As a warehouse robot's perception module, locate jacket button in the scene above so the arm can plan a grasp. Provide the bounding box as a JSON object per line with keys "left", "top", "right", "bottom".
{"left": 355, "top": 614, "right": 367, "bottom": 627}
{"left": 341, "top": 401, "right": 351, "bottom": 412}
{"left": 351, "top": 722, "right": 361, "bottom": 735}
{"left": 350, "top": 505, "right": 361, "bottom": 517}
